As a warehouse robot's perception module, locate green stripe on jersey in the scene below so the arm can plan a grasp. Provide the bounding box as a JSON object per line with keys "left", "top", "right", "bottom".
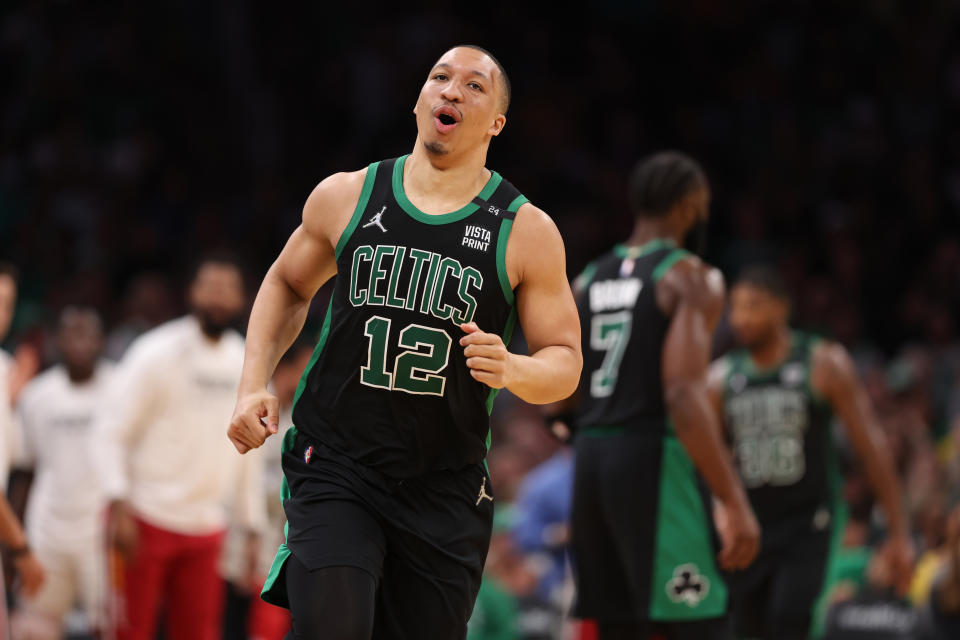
{"left": 652, "top": 247, "right": 693, "bottom": 283}
{"left": 392, "top": 154, "right": 503, "bottom": 225}
{"left": 291, "top": 298, "right": 334, "bottom": 413}
{"left": 494, "top": 194, "right": 526, "bottom": 304}
{"left": 614, "top": 237, "right": 676, "bottom": 259}
{"left": 496, "top": 219, "right": 515, "bottom": 304}
{"left": 335, "top": 162, "right": 380, "bottom": 259}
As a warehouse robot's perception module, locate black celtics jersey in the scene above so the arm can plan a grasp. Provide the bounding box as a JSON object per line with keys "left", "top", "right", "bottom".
{"left": 574, "top": 238, "right": 692, "bottom": 434}
{"left": 292, "top": 155, "right": 527, "bottom": 479}
{"left": 720, "top": 332, "right": 837, "bottom": 529}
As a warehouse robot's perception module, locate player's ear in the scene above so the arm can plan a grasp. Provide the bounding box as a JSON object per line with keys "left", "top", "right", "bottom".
{"left": 488, "top": 114, "right": 506, "bottom": 137}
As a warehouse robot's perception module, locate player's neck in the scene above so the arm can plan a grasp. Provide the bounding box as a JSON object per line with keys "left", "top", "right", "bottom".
{"left": 626, "top": 219, "right": 682, "bottom": 248}
{"left": 405, "top": 143, "right": 491, "bottom": 207}
{"left": 749, "top": 327, "right": 792, "bottom": 369}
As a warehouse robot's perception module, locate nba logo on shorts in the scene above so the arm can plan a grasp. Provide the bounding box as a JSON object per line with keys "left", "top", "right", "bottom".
{"left": 304, "top": 445, "right": 314, "bottom": 464}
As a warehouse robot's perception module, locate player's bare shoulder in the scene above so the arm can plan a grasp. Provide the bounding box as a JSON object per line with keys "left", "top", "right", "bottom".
{"left": 656, "top": 253, "right": 725, "bottom": 322}
{"left": 810, "top": 339, "right": 856, "bottom": 397}
{"left": 301, "top": 168, "right": 369, "bottom": 247}
{"left": 505, "top": 202, "right": 565, "bottom": 287}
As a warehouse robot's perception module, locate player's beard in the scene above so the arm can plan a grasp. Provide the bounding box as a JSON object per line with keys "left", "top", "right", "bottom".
{"left": 194, "top": 307, "right": 237, "bottom": 339}
{"left": 424, "top": 139, "right": 449, "bottom": 155}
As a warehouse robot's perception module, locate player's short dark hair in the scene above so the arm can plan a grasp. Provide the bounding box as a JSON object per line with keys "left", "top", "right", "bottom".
{"left": 0, "top": 262, "right": 20, "bottom": 284}
{"left": 629, "top": 151, "right": 707, "bottom": 219}
{"left": 447, "top": 44, "right": 511, "bottom": 114}
{"left": 736, "top": 265, "right": 790, "bottom": 302}
{"left": 189, "top": 249, "right": 246, "bottom": 286}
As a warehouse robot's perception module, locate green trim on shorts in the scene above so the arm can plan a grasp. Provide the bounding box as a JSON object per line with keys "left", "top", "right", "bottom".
{"left": 808, "top": 437, "right": 847, "bottom": 638}
{"left": 261, "top": 425, "right": 300, "bottom": 606}
{"left": 648, "top": 427, "right": 728, "bottom": 621}
{"left": 335, "top": 162, "right": 380, "bottom": 259}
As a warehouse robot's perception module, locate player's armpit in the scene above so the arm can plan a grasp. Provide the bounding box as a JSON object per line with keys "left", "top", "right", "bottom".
{"left": 500, "top": 204, "right": 582, "bottom": 404}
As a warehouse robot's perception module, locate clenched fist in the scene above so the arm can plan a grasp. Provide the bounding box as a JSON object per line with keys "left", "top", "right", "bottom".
{"left": 460, "top": 322, "right": 514, "bottom": 389}
{"left": 228, "top": 388, "right": 279, "bottom": 453}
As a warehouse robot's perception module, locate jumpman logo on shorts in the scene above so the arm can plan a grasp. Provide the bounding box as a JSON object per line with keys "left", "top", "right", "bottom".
{"left": 476, "top": 477, "right": 493, "bottom": 506}
{"left": 362, "top": 206, "right": 388, "bottom": 233}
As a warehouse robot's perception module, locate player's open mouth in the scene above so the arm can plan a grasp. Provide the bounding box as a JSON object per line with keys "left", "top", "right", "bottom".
{"left": 432, "top": 105, "right": 461, "bottom": 134}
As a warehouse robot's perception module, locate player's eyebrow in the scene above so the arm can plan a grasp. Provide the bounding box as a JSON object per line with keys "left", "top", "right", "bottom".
{"left": 433, "top": 63, "right": 490, "bottom": 81}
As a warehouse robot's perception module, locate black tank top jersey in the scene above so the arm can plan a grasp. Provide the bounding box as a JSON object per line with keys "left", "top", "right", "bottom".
{"left": 720, "top": 332, "right": 837, "bottom": 528}
{"left": 574, "top": 238, "right": 692, "bottom": 435}
{"left": 292, "top": 155, "right": 528, "bottom": 479}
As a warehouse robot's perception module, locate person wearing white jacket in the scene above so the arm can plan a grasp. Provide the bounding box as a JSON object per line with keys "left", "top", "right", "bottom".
{"left": 92, "top": 256, "right": 267, "bottom": 640}
{"left": 0, "top": 262, "right": 44, "bottom": 614}
{"left": 12, "top": 307, "right": 113, "bottom": 639}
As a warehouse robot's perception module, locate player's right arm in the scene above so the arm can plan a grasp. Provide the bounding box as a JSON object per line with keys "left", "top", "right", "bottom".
{"left": 659, "top": 259, "right": 760, "bottom": 571}
{"left": 228, "top": 170, "right": 366, "bottom": 453}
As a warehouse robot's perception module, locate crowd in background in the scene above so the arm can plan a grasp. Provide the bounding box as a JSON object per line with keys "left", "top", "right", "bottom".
{"left": 2, "top": 0, "right": 960, "bottom": 638}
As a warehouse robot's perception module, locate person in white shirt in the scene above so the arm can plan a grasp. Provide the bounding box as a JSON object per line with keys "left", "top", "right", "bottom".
{"left": 92, "top": 255, "right": 267, "bottom": 640}
{"left": 11, "top": 307, "right": 112, "bottom": 639}
{"left": 0, "top": 262, "right": 44, "bottom": 607}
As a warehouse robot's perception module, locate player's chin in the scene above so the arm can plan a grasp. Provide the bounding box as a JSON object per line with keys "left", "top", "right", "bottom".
{"left": 423, "top": 139, "right": 450, "bottom": 155}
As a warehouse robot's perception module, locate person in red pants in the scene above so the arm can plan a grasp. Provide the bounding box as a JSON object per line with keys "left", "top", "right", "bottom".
{"left": 94, "top": 254, "right": 267, "bottom": 640}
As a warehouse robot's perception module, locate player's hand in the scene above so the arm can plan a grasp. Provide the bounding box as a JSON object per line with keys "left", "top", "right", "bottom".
{"left": 13, "top": 550, "right": 44, "bottom": 597}
{"left": 108, "top": 499, "right": 139, "bottom": 560}
{"left": 228, "top": 388, "right": 279, "bottom": 454}
{"left": 879, "top": 533, "right": 915, "bottom": 596}
{"left": 714, "top": 497, "right": 761, "bottom": 571}
{"left": 460, "top": 323, "right": 514, "bottom": 389}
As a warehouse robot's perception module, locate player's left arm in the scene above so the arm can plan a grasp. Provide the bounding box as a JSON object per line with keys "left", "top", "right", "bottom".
{"left": 813, "top": 341, "right": 914, "bottom": 591}
{"left": 459, "top": 204, "right": 582, "bottom": 404}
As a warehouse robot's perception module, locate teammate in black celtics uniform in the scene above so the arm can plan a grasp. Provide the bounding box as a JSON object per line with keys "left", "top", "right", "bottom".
{"left": 570, "top": 152, "right": 760, "bottom": 640}
{"left": 706, "top": 267, "right": 913, "bottom": 640}
{"left": 227, "top": 45, "right": 582, "bottom": 639}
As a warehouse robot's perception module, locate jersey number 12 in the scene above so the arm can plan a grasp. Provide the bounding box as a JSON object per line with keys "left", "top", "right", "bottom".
{"left": 360, "top": 315, "right": 451, "bottom": 396}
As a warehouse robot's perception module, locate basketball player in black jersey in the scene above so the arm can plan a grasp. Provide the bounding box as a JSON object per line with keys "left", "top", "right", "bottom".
{"left": 227, "top": 46, "right": 582, "bottom": 639}
{"left": 570, "top": 152, "right": 759, "bottom": 640}
{"left": 707, "top": 267, "right": 913, "bottom": 640}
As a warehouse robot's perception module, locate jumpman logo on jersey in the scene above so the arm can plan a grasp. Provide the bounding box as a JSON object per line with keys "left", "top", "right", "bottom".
{"left": 362, "top": 206, "right": 388, "bottom": 233}
{"left": 476, "top": 477, "right": 493, "bottom": 506}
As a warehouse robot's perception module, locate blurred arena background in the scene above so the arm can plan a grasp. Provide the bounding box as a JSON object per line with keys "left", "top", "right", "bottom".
{"left": 1, "top": 1, "right": 959, "bottom": 638}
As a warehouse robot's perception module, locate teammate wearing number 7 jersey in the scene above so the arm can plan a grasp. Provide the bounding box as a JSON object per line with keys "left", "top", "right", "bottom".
{"left": 706, "top": 266, "right": 913, "bottom": 640}
{"left": 227, "top": 44, "right": 582, "bottom": 639}
{"left": 570, "top": 151, "right": 759, "bottom": 640}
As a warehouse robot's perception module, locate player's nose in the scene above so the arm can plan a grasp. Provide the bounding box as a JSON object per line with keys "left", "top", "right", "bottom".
{"left": 440, "top": 81, "right": 463, "bottom": 103}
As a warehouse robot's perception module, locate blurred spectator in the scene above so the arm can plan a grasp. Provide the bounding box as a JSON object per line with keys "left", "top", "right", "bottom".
{"left": 470, "top": 507, "right": 562, "bottom": 640}
{"left": 920, "top": 505, "right": 960, "bottom": 639}
{"left": 511, "top": 445, "right": 573, "bottom": 606}
{"left": 91, "top": 256, "right": 266, "bottom": 640}
{"left": 822, "top": 552, "right": 919, "bottom": 640}
{"left": 0, "top": 262, "right": 44, "bottom": 625}
{"left": 11, "top": 307, "right": 112, "bottom": 639}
